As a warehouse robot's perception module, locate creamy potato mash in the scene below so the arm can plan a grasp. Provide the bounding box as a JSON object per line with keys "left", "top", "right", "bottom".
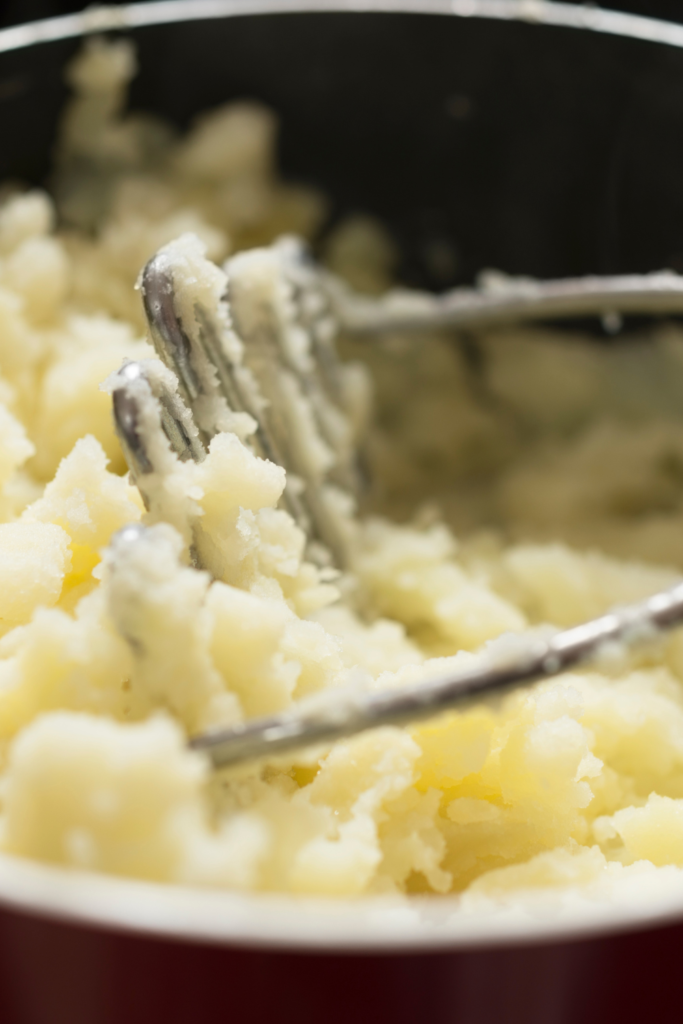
{"left": 1, "top": 37, "right": 683, "bottom": 905}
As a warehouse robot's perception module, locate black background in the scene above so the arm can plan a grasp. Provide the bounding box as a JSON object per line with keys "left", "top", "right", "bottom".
{"left": 3, "top": 0, "right": 683, "bottom": 293}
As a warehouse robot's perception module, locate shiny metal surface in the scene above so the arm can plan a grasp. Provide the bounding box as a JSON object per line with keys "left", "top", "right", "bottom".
{"left": 3, "top": 1, "right": 683, "bottom": 56}
{"left": 337, "top": 269, "right": 683, "bottom": 334}
{"left": 191, "top": 580, "right": 683, "bottom": 767}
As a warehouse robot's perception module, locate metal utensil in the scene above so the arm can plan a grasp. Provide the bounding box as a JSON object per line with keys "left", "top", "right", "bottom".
{"left": 190, "top": 580, "right": 683, "bottom": 768}
{"left": 333, "top": 269, "right": 683, "bottom": 335}
{"left": 111, "top": 237, "right": 683, "bottom": 768}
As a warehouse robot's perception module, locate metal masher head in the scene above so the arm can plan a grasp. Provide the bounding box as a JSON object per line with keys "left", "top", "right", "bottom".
{"left": 114, "top": 234, "right": 363, "bottom": 571}
{"left": 108, "top": 236, "right": 683, "bottom": 770}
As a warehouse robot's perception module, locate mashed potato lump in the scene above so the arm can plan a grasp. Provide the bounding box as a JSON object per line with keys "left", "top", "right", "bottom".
{"left": 2, "top": 37, "right": 683, "bottom": 908}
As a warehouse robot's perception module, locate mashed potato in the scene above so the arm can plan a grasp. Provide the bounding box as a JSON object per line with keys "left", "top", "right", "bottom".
{"left": 2, "top": 36, "right": 683, "bottom": 906}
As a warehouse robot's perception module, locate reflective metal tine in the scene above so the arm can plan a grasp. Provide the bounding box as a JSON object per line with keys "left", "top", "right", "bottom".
{"left": 274, "top": 238, "right": 362, "bottom": 495}
{"left": 111, "top": 361, "right": 204, "bottom": 501}
{"left": 110, "top": 361, "right": 206, "bottom": 570}
{"left": 140, "top": 245, "right": 355, "bottom": 566}
{"left": 112, "top": 369, "right": 154, "bottom": 481}
{"left": 153, "top": 263, "right": 315, "bottom": 543}
{"left": 225, "top": 248, "right": 354, "bottom": 566}
{"left": 141, "top": 259, "right": 207, "bottom": 434}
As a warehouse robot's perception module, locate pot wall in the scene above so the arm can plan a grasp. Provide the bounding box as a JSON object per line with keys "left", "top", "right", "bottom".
{"left": 5, "top": 6, "right": 683, "bottom": 291}
{"left": 0, "top": 901, "right": 678, "bottom": 1024}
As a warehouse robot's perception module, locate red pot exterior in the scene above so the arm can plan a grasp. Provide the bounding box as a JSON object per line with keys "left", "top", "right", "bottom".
{"left": 0, "top": 903, "right": 677, "bottom": 1024}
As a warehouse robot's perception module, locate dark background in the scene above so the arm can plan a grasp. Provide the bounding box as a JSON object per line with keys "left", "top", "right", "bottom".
{"left": 3, "top": 0, "right": 683, "bottom": 293}
{"left": 1, "top": 0, "right": 683, "bottom": 28}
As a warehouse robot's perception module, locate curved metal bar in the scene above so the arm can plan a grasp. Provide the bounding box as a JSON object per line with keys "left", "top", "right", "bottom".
{"left": 191, "top": 580, "right": 683, "bottom": 768}
{"left": 337, "top": 271, "right": 683, "bottom": 335}
{"left": 2, "top": 1, "right": 683, "bottom": 57}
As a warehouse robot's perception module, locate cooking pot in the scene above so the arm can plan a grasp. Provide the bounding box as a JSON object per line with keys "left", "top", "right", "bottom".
{"left": 2, "top": 3, "right": 683, "bottom": 1021}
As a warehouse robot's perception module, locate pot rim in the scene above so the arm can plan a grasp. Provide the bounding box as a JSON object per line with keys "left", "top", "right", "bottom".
{"left": 1, "top": 0, "right": 683, "bottom": 953}
{"left": 1, "top": 0, "right": 683, "bottom": 56}
{"left": 4, "top": 850, "right": 683, "bottom": 952}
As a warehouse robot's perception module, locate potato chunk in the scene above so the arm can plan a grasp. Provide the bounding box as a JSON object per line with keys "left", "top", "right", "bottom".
{"left": 0, "top": 521, "right": 70, "bottom": 625}
{"left": 1, "top": 712, "right": 207, "bottom": 881}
